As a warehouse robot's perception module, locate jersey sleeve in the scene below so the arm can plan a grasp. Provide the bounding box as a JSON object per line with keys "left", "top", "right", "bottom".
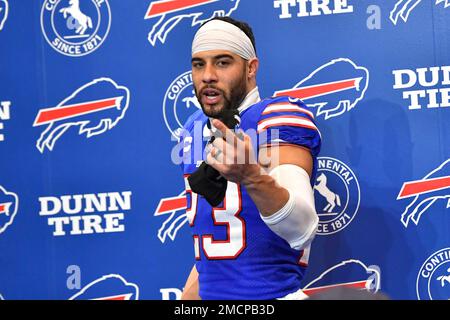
{"left": 257, "top": 99, "right": 321, "bottom": 156}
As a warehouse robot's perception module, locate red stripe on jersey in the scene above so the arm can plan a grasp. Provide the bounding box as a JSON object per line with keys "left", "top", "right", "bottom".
{"left": 262, "top": 102, "right": 314, "bottom": 119}
{"left": 257, "top": 116, "right": 317, "bottom": 133}
{"left": 258, "top": 122, "right": 317, "bottom": 134}
{"left": 259, "top": 143, "right": 311, "bottom": 152}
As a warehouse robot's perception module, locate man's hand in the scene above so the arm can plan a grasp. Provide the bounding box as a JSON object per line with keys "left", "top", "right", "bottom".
{"left": 205, "top": 118, "right": 313, "bottom": 217}
{"left": 206, "top": 119, "right": 261, "bottom": 185}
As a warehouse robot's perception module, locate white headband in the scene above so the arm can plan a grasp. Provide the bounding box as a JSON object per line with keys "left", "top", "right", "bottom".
{"left": 192, "top": 20, "right": 256, "bottom": 60}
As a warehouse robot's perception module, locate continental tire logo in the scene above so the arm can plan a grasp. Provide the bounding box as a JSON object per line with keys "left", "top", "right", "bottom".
{"left": 41, "top": 0, "right": 111, "bottom": 57}
{"left": 314, "top": 157, "right": 360, "bottom": 235}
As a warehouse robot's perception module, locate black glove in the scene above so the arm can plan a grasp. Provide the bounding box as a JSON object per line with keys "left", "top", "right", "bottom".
{"left": 187, "top": 109, "right": 240, "bottom": 207}
{"left": 187, "top": 161, "right": 228, "bottom": 207}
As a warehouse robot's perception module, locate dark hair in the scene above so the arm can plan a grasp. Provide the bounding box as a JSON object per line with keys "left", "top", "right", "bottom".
{"left": 200, "top": 17, "right": 257, "bottom": 55}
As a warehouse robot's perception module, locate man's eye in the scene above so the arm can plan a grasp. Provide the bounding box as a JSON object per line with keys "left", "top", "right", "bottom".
{"left": 193, "top": 62, "right": 204, "bottom": 68}
{"left": 217, "top": 60, "right": 230, "bottom": 67}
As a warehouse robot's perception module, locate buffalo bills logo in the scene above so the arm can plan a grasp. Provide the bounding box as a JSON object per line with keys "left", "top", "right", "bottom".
{"left": 69, "top": 274, "right": 139, "bottom": 300}
{"left": 145, "top": 0, "right": 240, "bottom": 46}
{"left": 274, "top": 58, "right": 369, "bottom": 120}
{"left": 33, "top": 78, "right": 130, "bottom": 153}
{"left": 0, "top": 0, "right": 8, "bottom": 31}
{"left": 398, "top": 159, "right": 450, "bottom": 227}
{"left": 390, "top": 0, "right": 450, "bottom": 25}
{"left": 0, "top": 185, "right": 18, "bottom": 235}
{"left": 303, "top": 260, "right": 381, "bottom": 297}
{"left": 154, "top": 191, "right": 188, "bottom": 243}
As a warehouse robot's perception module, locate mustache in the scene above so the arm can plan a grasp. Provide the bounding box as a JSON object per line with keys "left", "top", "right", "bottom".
{"left": 198, "top": 85, "right": 225, "bottom": 96}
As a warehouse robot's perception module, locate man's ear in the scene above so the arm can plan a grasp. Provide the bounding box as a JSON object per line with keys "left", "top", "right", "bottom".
{"left": 248, "top": 58, "right": 259, "bottom": 79}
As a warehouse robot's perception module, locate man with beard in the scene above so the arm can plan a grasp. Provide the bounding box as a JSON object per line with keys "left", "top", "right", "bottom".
{"left": 179, "top": 17, "right": 321, "bottom": 300}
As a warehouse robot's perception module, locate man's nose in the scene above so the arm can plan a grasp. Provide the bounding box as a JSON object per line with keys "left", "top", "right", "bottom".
{"left": 202, "top": 63, "right": 218, "bottom": 84}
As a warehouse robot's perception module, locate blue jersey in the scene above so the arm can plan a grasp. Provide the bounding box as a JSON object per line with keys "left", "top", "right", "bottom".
{"left": 180, "top": 96, "right": 321, "bottom": 300}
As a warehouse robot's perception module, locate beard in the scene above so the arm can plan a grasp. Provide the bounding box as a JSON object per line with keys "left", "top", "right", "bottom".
{"left": 194, "top": 67, "right": 248, "bottom": 120}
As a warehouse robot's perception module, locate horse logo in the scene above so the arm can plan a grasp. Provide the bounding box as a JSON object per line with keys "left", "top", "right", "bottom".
{"left": 314, "top": 173, "right": 341, "bottom": 213}
{"left": 314, "top": 157, "right": 360, "bottom": 235}
{"left": 182, "top": 90, "right": 202, "bottom": 110}
{"left": 59, "top": 0, "right": 93, "bottom": 35}
{"left": 40, "top": 0, "right": 111, "bottom": 57}
{"left": 437, "top": 268, "right": 450, "bottom": 287}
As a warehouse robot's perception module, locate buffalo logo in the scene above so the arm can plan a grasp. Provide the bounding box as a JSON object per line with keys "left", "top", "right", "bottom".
{"left": 417, "top": 248, "right": 450, "bottom": 300}
{"left": 0, "top": 185, "right": 19, "bottom": 235}
{"left": 69, "top": 274, "right": 139, "bottom": 300}
{"left": 163, "top": 71, "right": 202, "bottom": 139}
{"left": 0, "top": 0, "right": 8, "bottom": 31}
{"left": 303, "top": 260, "right": 381, "bottom": 297}
{"left": 33, "top": 78, "right": 130, "bottom": 153}
{"left": 154, "top": 191, "right": 188, "bottom": 243}
{"left": 145, "top": 0, "right": 240, "bottom": 46}
{"left": 398, "top": 159, "right": 450, "bottom": 227}
{"left": 274, "top": 58, "right": 369, "bottom": 120}
{"left": 390, "top": 0, "right": 450, "bottom": 25}
{"left": 41, "top": 0, "right": 111, "bottom": 57}
{"left": 314, "top": 157, "right": 360, "bottom": 235}
{"left": 0, "top": 293, "right": 3, "bottom": 300}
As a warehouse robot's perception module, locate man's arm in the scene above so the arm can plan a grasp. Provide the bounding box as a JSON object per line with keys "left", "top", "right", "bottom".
{"left": 207, "top": 119, "right": 318, "bottom": 250}
{"left": 245, "top": 145, "right": 313, "bottom": 217}
{"left": 181, "top": 265, "right": 201, "bottom": 300}
{"left": 207, "top": 119, "right": 313, "bottom": 217}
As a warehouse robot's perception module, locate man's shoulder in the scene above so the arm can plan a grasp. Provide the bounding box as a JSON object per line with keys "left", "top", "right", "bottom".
{"left": 246, "top": 96, "right": 308, "bottom": 115}
{"left": 244, "top": 95, "right": 312, "bottom": 122}
{"left": 261, "top": 95, "right": 308, "bottom": 108}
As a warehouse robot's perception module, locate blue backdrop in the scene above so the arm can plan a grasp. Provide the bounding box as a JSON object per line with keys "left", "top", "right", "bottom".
{"left": 0, "top": 0, "right": 449, "bottom": 300}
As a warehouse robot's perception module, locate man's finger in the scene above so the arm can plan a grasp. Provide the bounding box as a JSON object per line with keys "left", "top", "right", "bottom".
{"left": 213, "top": 137, "right": 241, "bottom": 165}
{"left": 212, "top": 136, "right": 226, "bottom": 149}
{"left": 212, "top": 119, "right": 236, "bottom": 143}
{"left": 212, "top": 137, "right": 228, "bottom": 157}
{"left": 206, "top": 152, "right": 227, "bottom": 173}
{"left": 210, "top": 146, "right": 225, "bottom": 164}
